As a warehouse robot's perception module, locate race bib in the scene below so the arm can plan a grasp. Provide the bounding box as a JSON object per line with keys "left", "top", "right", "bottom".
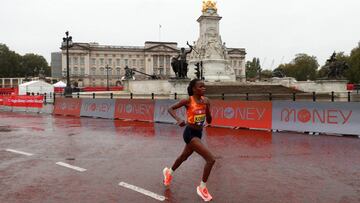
{"left": 194, "top": 114, "right": 206, "bottom": 126}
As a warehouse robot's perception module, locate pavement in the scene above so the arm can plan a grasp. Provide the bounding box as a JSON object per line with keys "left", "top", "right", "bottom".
{"left": 0, "top": 111, "right": 360, "bottom": 203}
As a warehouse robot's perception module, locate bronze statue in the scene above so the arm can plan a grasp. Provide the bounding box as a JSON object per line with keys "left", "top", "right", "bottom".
{"left": 124, "top": 66, "right": 135, "bottom": 80}
{"left": 171, "top": 42, "right": 193, "bottom": 78}
{"left": 324, "top": 52, "right": 349, "bottom": 79}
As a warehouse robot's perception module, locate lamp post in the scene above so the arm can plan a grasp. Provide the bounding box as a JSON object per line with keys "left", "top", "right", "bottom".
{"left": 62, "top": 31, "right": 73, "bottom": 97}
{"left": 105, "top": 64, "right": 112, "bottom": 91}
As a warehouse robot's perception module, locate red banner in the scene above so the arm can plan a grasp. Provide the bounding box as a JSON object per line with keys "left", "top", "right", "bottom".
{"left": 0, "top": 96, "right": 5, "bottom": 105}
{"left": 3, "top": 95, "right": 44, "bottom": 108}
{"left": 210, "top": 100, "right": 272, "bottom": 129}
{"left": 114, "top": 99, "right": 155, "bottom": 122}
{"left": 54, "top": 98, "right": 82, "bottom": 116}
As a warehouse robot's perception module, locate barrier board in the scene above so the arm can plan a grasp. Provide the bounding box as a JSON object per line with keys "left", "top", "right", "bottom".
{"left": 272, "top": 101, "right": 360, "bottom": 135}
{"left": 80, "top": 99, "right": 115, "bottom": 119}
{"left": 114, "top": 99, "right": 154, "bottom": 122}
{"left": 6, "top": 95, "right": 43, "bottom": 108}
{"left": 54, "top": 98, "right": 82, "bottom": 117}
{"left": 210, "top": 100, "right": 272, "bottom": 129}
{"left": 154, "top": 100, "right": 186, "bottom": 124}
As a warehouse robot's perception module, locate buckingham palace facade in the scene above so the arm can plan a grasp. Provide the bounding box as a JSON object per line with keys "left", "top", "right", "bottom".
{"left": 54, "top": 41, "right": 246, "bottom": 87}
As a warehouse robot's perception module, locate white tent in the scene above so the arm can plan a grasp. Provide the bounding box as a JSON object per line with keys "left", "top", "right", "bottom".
{"left": 18, "top": 80, "right": 54, "bottom": 96}
{"left": 53, "top": 81, "right": 66, "bottom": 88}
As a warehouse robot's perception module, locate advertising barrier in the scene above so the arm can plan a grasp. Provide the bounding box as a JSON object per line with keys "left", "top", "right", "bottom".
{"left": 154, "top": 100, "right": 186, "bottom": 124}
{"left": 80, "top": 99, "right": 115, "bottom": 119}
{"left": 4, "top": 97, "right": 356, "bottom": 137}
{"left": 210, "top": 100, "right": 272, "bottom": 129}
{"left": 54, "top": 98, "right": 82, "bottom": 117}
{"left": 0, "top": 96, "right": 4, "bottom": 105}
{"left": 272, "top": 101, "right": 360, "bottom": 135}
{"left": 4, "top": 95, "right": 44, "bottom": 108}
{"left": 114, "top": 99, "right": 154, "bottom": 122}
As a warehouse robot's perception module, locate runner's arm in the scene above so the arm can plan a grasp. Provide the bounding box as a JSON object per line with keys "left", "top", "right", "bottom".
{"left": 168, "top": 99, "right": 188, "bottom": 124}
{"left": 205, "top": 97, "right": 212, "bottom": 124}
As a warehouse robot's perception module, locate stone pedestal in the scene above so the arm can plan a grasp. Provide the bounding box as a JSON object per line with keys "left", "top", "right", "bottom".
{"left": 168, "top": 78, "right": 191, "bottom": 98}
{"left": 188, "top": 7, "right": 235, "bottom": 82}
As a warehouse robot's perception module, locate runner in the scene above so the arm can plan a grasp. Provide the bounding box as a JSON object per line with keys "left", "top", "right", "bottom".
{"left": 163, "top": 79, "right": 215, "bottom": 202}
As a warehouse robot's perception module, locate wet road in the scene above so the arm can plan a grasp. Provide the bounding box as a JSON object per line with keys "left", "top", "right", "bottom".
{"left": 1, "top": 111, "right": 360, "bottom": 203}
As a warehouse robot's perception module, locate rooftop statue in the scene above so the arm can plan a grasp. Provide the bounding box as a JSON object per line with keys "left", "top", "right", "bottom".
{"left": 202, "top": 0, "right": 217, "bottom": 13}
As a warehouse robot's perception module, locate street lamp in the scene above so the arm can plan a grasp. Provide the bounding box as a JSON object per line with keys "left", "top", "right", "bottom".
{"left": 62, "top": 31, "right": 73, "bottom": 97}
{"left": 105, "top": 64, "right": 112, "bottom": 91}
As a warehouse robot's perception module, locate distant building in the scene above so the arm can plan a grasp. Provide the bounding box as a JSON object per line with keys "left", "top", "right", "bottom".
{"left": 51, "top": 52, "right": 62, "bottom": 78}
{"left": 57, "top": 41, "right": 246, "bottom": 87}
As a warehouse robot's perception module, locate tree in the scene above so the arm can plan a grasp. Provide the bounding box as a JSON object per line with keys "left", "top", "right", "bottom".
{"left": 276, "top": 54, "right": 319, "bottom": 81}
{"left": 261, "top": 69, "right": 273, "bottom": 79}
{"left": 0, "top": 44, "right": 22, "bottom": 77}
{"left": 346, "top": 45, "right": 360, "bottom": 83}
{"left": 246, "top": 57, "right": 261, "bottom": 80}
{"left": 22, "top": 53, "right": 50, "bottom": 77}
{"left": 0, "top": 44, "right": 50, "bottom": 78}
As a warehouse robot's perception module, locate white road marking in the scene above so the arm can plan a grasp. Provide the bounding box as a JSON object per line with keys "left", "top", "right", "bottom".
{"left": 55, "top": 162, "right": 87, "bottom": 172}
{"left": 5, "top": 149, "right": 34, "bottom": 156}
{"left": 118, "top": 181, "right": 165, "bottom": 201}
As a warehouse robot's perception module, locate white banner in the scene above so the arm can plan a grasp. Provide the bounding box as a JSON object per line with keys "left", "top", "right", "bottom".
{"left": 272, "top": 101, "right": 360, "bottom": 135}
{"left": 154, "top": 100, "right": 186, "bottom": 124}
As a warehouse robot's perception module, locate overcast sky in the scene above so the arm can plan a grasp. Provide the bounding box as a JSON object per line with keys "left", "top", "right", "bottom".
{"left": 1, "top": 0, "right": 359, "bottom": 69}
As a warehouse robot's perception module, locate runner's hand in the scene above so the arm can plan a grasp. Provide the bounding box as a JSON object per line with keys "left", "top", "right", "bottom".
{"left": 177, "top": 120, "right": 186, "bottom": 127}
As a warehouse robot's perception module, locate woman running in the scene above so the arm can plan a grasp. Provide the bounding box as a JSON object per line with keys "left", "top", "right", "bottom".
{"left": 163, "top": 79, "right": 215, "bottom": 202}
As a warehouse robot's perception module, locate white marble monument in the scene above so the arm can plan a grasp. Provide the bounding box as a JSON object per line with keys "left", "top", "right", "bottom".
{"left": 188, "top": 0, "right": 236, "bottom": 82}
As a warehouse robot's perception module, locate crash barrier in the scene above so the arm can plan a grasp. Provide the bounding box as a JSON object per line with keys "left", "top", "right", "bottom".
{"left": 52, "top": 98, "right": 360, "bottom": 136}
{"left": 0, "top": 95, "right": 54, "bottom": 114}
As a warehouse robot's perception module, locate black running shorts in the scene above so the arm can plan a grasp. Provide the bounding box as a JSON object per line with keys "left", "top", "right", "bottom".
{"left": 183, "top": 125, "right": 203, "bottom": 144}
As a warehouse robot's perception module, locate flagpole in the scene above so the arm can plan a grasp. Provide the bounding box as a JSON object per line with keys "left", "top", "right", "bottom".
{"left": 159, "top": 24, "right": 162, "bottom": 41}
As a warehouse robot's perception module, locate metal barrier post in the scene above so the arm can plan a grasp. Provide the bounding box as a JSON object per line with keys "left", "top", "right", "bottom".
{"left": 293, "top": 92, "right": 296, "bottom": 101}
{"left": 331, "top": 91, "right": 334, "bottom": 102}
{"left": 222, "top": 93, "right": 225, "bottom": 100}
{"left": 110, "top": 93, "right": 113, "bottom": 99}
{"left": 246, "top": 93, "right": 249, "bottom": 101}
{"left": 151, "top": 93, "right": 154, "bottom": 100}
{"left": 269, "top": 93, "right": 272, "bottom": 101}
{"left": 313, "top": 92, "right": 316, "bottom": 102}
{"left": 348, "top": 91, "right": 351, "bottom": 102}
{"left": 174, "top": 93, "right": 177, "bottom": 100}
{"left": 93, "top": 93, "right": 95, "bottom": 99}
{"left": 130, "top": 93, "right": 133, "bottom": 99}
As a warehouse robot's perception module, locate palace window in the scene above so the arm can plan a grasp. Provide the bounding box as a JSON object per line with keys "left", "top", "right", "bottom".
{"left": 153, "top": 56, "right": 158, "bottom": 68}
{"left": 80, "top": 57, "right": 85, "bottom": 65}
{"left": 91, "top": 67, "right": 96, "bottom": 75}
{"left": 73, "top": 67, "right": 79, "bottom": 76}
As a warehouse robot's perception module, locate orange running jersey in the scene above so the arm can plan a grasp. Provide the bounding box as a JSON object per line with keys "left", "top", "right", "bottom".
{"left": 186, "top": 96, "right": 207, "bottom": 126}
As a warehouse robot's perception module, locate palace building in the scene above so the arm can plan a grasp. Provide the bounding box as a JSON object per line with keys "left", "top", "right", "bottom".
{"left": 54, "top": 41, "right": 246, "bottom": 87}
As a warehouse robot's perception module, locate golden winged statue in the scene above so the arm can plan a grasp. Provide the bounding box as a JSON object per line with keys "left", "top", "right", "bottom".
{"left": 202, "top": 0, "right": 217, "bottom": 13}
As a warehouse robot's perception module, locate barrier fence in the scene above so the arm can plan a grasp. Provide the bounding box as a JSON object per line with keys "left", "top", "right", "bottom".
{"left": 51, "top": 98, "right": 360, "bottom": 136}
{"left": 55, "top": 91, "right": 360, "bottom": 102}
